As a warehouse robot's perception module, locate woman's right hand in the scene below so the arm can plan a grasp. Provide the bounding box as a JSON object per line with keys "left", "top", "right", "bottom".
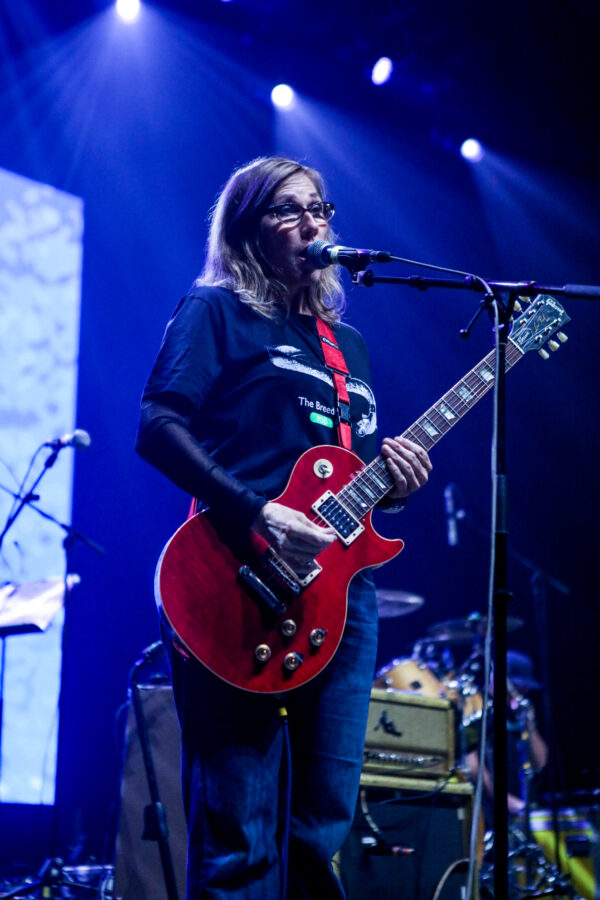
{"left": 251, "top": 501, "right": 336, "bottom": 576}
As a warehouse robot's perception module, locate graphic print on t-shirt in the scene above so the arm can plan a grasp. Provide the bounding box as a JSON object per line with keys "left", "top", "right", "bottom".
{"left": 267, "top": 344, "right": 377, "bottom": 437}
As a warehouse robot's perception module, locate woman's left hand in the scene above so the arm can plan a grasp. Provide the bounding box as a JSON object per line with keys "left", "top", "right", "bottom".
{"left": 381, "top": 436, "right": 432, "bottom": 499}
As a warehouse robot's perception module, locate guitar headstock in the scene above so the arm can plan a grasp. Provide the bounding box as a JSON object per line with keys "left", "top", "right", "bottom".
{"left": 509, "top": 294, "right": 571, "bottom": 359}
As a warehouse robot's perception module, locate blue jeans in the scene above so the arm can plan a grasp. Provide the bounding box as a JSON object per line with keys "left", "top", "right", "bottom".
{"left": 166, "top": 571, "right": 378, "bottom": 900}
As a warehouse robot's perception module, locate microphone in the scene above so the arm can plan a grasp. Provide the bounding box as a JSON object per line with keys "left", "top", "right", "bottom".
{"left": 44, "top": 429, "right": 92, "bottom": 451}
{"left": 306, "top": 239, "right": 392, "bottom": 270}
{"left": 444, "top": 483, "right": 464, "bottom": 547}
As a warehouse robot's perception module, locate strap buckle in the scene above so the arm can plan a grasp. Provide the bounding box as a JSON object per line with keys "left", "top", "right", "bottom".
{"left": 336, "top": 400, "right": 351, "bottom": 425}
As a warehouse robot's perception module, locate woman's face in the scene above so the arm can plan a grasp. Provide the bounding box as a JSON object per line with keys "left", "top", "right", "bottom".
{"left": 259, "top": 172, "right": 330, "bottom": 306}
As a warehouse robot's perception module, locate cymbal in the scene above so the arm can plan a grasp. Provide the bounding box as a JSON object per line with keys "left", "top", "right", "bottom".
{"left": 426, "top": 612, "right": 524, "bottom": 643}
{"left": 376, "top": 589, "right": 425, "bottom": 618}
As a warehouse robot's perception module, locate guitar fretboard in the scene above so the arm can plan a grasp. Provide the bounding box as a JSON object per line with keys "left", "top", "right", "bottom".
{"left": 338, "top": 339, "right": 524, "bottom": 520}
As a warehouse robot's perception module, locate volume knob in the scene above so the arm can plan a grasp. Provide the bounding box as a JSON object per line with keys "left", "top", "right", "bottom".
{"left": 309, "top": 628, "right": 327, "bottom": 647}
{"left": 255, "top": 644, "right": 272, "bottom": 662}
{"left": 283, "top": 652, "right": 303, "bottom": 672}
{"left": 280, "top": 619, "right": 297, "bottom": 637}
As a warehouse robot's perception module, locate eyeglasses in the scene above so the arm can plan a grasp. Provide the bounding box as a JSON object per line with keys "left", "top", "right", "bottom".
{"left": 264, "top": 201, "right": 335, "bottom": 225}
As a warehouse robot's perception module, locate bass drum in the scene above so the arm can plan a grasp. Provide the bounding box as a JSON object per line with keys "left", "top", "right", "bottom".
{"left": 374, "top": 657, "right": 448, "bottom": 699}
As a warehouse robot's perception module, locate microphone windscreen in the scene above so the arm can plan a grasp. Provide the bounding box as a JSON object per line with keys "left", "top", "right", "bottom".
{"left": 71, "top": 429, "right": 92, "bottom": 449}
{"left": 306, "top": 240, "right": 331, "bottom": 269}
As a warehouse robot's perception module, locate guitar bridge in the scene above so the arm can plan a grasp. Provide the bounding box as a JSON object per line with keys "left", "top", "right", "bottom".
{"left": 262, "top": 548, "right": 322, "bottom": 590}
{"left": 312, "top": 491, "right": 364, "bottom": 546}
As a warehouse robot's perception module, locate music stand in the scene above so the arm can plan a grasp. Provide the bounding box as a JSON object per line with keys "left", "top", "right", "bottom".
{"left": 0, "top": 577, "right": 75, "bottom": 794}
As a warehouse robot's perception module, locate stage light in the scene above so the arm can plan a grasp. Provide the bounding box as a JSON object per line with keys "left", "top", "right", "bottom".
{"left": 371, "top": 57, "right": 393, "bottom": 86}
{"left": 115, "top": 0, "right": 141, "bottom": 23}
{"left": 271, "top": 84, "right": 296, "bottom": 109}
{"left": 460, "top": 138, "right": 484, "bottom": 162}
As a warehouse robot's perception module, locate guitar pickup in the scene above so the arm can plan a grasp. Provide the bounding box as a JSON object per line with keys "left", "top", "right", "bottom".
{"left": 238, "top": 565, "right": 286, "bottom": 616}
{"left": 312, "top": 491, "right": 364, "bottom": 546}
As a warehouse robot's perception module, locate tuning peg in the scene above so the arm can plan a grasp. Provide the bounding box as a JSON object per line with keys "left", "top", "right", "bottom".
{"left": 557, "top": 331, "right": 568, "bottom": 343}
{"left": 548, "top": 340, "right": 560, "bottom": 351}
{"left": 513, "top": 300, "right": 523, "bottom": 313}
{"left": 517, "top": 295, "right": 531, "bottom": 305}
{"left": 538, "top": 348, "right": 550, "bottom": 360}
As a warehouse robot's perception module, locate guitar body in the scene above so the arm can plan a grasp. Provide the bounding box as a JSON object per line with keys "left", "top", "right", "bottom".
{"left": 156, "top": 445, "right": 404, "bottom": 694}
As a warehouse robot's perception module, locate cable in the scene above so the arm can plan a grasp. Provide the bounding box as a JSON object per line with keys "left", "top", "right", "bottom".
{"left": 358, "top": 789, "right": 416, "bottom": 857}
{"left": 278, "top": 706, "right": 292, "bottom": 900}
{"left": 375, "top": 773, "right": 455, "bottom": 804}
{"left": 388, "top": 252, "right": 494, "bottom": 294}
{"left": 431, "top": 857, "right": 469, "bottom": 900}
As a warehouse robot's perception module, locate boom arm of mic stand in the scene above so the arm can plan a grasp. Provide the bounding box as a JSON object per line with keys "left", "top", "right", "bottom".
{"left": 353, "top": 269, "right": 600, "bottom": 301}
{"left": 0, "top": 480, "right": 105, "bottom": 556}
{"left": 26, "top": 501, "right": 106, "bottom": 556}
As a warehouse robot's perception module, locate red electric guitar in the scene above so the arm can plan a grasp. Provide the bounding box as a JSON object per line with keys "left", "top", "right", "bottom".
{"left": 156, "top": 295, "right": 569, "bottom": 693}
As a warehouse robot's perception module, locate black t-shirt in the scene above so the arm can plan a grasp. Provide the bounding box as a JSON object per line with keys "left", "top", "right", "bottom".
{"left": 143, "top": 286, "right": 379, "bottom": 508}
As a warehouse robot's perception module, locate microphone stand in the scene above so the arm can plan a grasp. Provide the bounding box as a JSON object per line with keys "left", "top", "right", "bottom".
{"left": 0, "top": 445, "right": 62, "bottom": 552}
{"left": 345, "top": 257, "right": 593, "bottom": 899}
{"left": 0, "top": 462, "right": 104, "bottom": 811}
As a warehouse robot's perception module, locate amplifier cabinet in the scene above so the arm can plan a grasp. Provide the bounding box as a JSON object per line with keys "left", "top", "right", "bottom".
{"left": 363, "top": 688, "right": 455, "bottom": 778}
{"left": 340, "top": 773, "right": 477, "bottom": 900}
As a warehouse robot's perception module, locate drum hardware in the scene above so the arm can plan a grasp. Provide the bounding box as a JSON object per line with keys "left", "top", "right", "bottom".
{"left": 479, "top": 822, "right": 577, "bottom": 899}
{"left": 375, "top": 589, "right": 425, "bottom": 619}
{"left": 476, "top": 676, "right": 578, "bottom": 898}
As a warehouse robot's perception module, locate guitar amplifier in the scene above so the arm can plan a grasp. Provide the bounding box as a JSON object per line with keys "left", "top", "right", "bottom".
{"left": 363, "top": 688, "right": 455, "bottom": 777}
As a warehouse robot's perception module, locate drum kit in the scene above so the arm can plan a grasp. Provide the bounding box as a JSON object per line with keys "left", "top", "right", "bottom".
{"left": 374, "top": 590, "right": 508, "bottom": 759}
{"left": 373, "top": 589, "right": 581, "bottom": 899}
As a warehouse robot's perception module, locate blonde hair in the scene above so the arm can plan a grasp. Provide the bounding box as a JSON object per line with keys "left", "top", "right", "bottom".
{"left": 195, "top": 156, "right": 345, "bottom": 323}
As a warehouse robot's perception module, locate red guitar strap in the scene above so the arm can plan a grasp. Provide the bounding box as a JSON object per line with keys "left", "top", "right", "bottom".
{"left": 316, "top": 318, "right": 353, "bottom": 451}
{"left": 187, "top": 319, "right": 352, "bottom": 521}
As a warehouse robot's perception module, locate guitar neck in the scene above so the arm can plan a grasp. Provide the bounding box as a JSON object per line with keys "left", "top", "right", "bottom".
{"left": 338, "top": 338, "right": 524, "bottom": 515}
